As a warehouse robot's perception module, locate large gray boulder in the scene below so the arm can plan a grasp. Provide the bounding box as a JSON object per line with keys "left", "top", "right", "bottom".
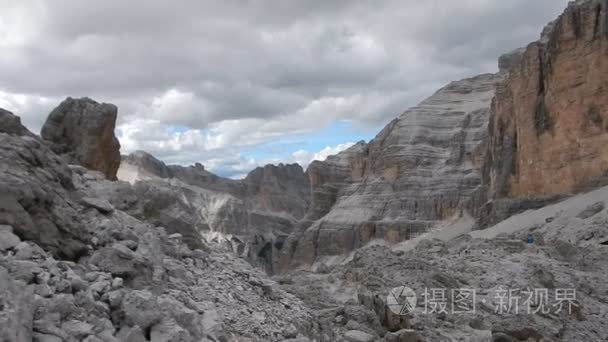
{"left": 41, "top": 97, "right": 121, "bottom": 180}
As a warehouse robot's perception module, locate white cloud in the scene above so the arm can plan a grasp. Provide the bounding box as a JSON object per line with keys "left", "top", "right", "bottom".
{"left": 0, "top": 91, "right": 57, "bottom": 133}
{"left": 0, "top": 0, "right": 572, "bottom": 178}
{"left": 291, "top": 142, "right": 356, "bottom": 168}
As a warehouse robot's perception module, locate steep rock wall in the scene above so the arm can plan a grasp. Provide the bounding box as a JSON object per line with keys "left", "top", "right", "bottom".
{"left": 282, "top": 73, "right": 503, "bottom": 269}
{"left": 486, "top": 0, "right": 608, "bottom": 199}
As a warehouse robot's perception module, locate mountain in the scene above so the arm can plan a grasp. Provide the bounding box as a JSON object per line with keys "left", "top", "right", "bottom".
{"left": 281, "top": 73, "right": 503, "bottom": 270}
{"left": 2, "top": 0, "right": 608, "bottom": 341}
{"left": 283, "top": 0, "right": 608, "bottom": 270}
{"left": 117, "top": 150, "right": 310, "bottom": 273}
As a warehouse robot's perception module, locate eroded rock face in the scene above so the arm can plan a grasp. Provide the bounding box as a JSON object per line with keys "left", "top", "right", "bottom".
{"left": 305, "top": 141, "right": 368, "bottom": 221}
{"left": 486, "top": 0, "right": 608, "bottom": 199}
{"left": 117, "top": 151, "right": 310, "bottom": 273}
{"left": 41, "top": 97, "right": 121, "bottom": 180}
{"left": 0, "top": 123, "right": 88, "bottom": 260}
{"left": 0, "top": 108, "right": 32, "bottom": 136}
{"left": 244, "top": 163, "right": 310, "bottom": 219}
{"left": 283, "top": 73, "right": 503, "bottom": 269}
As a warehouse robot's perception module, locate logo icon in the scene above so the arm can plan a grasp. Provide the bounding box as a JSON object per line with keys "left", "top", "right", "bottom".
{"left": 387, "top": 286, "right": 417, "bottom": 315}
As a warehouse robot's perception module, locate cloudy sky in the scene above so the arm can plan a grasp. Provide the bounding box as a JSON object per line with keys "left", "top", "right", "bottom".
{"left": 0, "top": 0, "right": 569, "bottom": 178}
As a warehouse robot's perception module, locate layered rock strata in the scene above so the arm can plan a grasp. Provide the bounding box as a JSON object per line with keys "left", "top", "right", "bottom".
{"left": 283, "top": 73, "right": 503, "bottom": 269}
{"left": 486, "top": 0, "right": 608, "bottom": 199}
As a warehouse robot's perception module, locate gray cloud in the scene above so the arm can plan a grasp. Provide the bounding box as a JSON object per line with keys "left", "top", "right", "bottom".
{"left": 0, "top": 0, "right": 571, "bottom": 175}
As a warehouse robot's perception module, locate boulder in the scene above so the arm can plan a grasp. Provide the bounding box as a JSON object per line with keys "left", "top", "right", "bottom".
{"left": 41, "top": 97, "right": 121, "bottom": 180}
{"left": 0, "top": 226, "right": 20, "bottom": 251}
{"left": 577, "top": 201, "right": 605, "bottom": 219}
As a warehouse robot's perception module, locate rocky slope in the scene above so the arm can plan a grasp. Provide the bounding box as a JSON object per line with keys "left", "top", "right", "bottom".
{"left": 281, "top": 73, "right": 503, "bottom": 270}
{"left": 0, "top": 108, "right": 328, "bottom": 342}
{"left": 279, "top": 188, "right": 608, "bottom": 341}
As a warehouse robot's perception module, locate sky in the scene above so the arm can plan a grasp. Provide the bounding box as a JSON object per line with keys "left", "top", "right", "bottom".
{"left": 0, "top": 0, "right": 570, "bottom": 178}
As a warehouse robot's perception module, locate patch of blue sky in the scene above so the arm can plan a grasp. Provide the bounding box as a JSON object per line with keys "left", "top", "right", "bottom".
{"left": 241, "top": 120, "right": 379, "bottom": 162}
{"left": 169, "top": 125, "right": 194, "bottom": 134}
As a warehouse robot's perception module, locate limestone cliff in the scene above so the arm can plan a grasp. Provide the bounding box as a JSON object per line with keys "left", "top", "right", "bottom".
{"left": 282, "top": 73, "right": 503, "bottom": 269}
{"left": 305, "top": 141, "right": 368, "bottom": 221}
{"left": 486, "top": 0, "right": 608, "bottom": 199}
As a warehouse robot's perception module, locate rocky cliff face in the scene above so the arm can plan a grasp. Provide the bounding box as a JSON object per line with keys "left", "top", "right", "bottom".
{"left": 305, "top": 141, "right": 368, "bottom": 221}
{"left": 486, "top": 0, "right": 608, "bottom": 199}
{"left": 244, "top": 164, "right": 311, "bottom": 220}
{"left": 41, "top": 97, "right": 121, "bottom": 180}
{"left": 117, "top": 151, "right": 310, "bottom": 273}
{"left": 0, "top": 109, "right": 88, "bottom": 260}
{"left": 283, "top": 73, "right": 503, "bottom": 269}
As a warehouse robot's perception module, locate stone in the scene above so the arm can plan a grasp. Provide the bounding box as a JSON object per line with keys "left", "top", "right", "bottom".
{"left": 116, "top": 326, "right": 147, "bottom": 342}
{"left": 14, "top": 242, "right": 48, "bottom": 260}
{"left": 577, "top": 202, "right": 605, "bottom": 219}
{"left": 81, "top": 197, "right": 115, "bottom": 214}
{"left": 282, "top": 324, "right": 298, "bottom": 338}
{"left": 0, "top": 229, "right": 20, "bottom": 251}
{"left": 41, "top": 97, "right": 121, "bottom": 180}
{"left": 385, "top": 329, "right": 422, "bottom": 342}
{"left": 61, "top": 320, "right": 95, "bottom": 339}
{"left": 32, "top": 333, "right": 63, "bottom": 342}
{"left": 150, "top": 318, "right": 192, "bottom": 342}
{"left": 121, "top": 290, "right": 162, "bottom": 329}
{"left": 0, "top": 267, "right": 34, "bottom": 342}
{"left": 201, "top": 308, "right": 224, "bottom": 339}
{"left": 111, "top": 277, "right": 124, "bottom": 289}
{"left": 106, "top": 290, "right": 124, "bottom": 309}
{"left": 89, "top": 243, "right": 151, "bottom": 282}
{"left": 343, "top": 330, "right": 375, "bottom": 342}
